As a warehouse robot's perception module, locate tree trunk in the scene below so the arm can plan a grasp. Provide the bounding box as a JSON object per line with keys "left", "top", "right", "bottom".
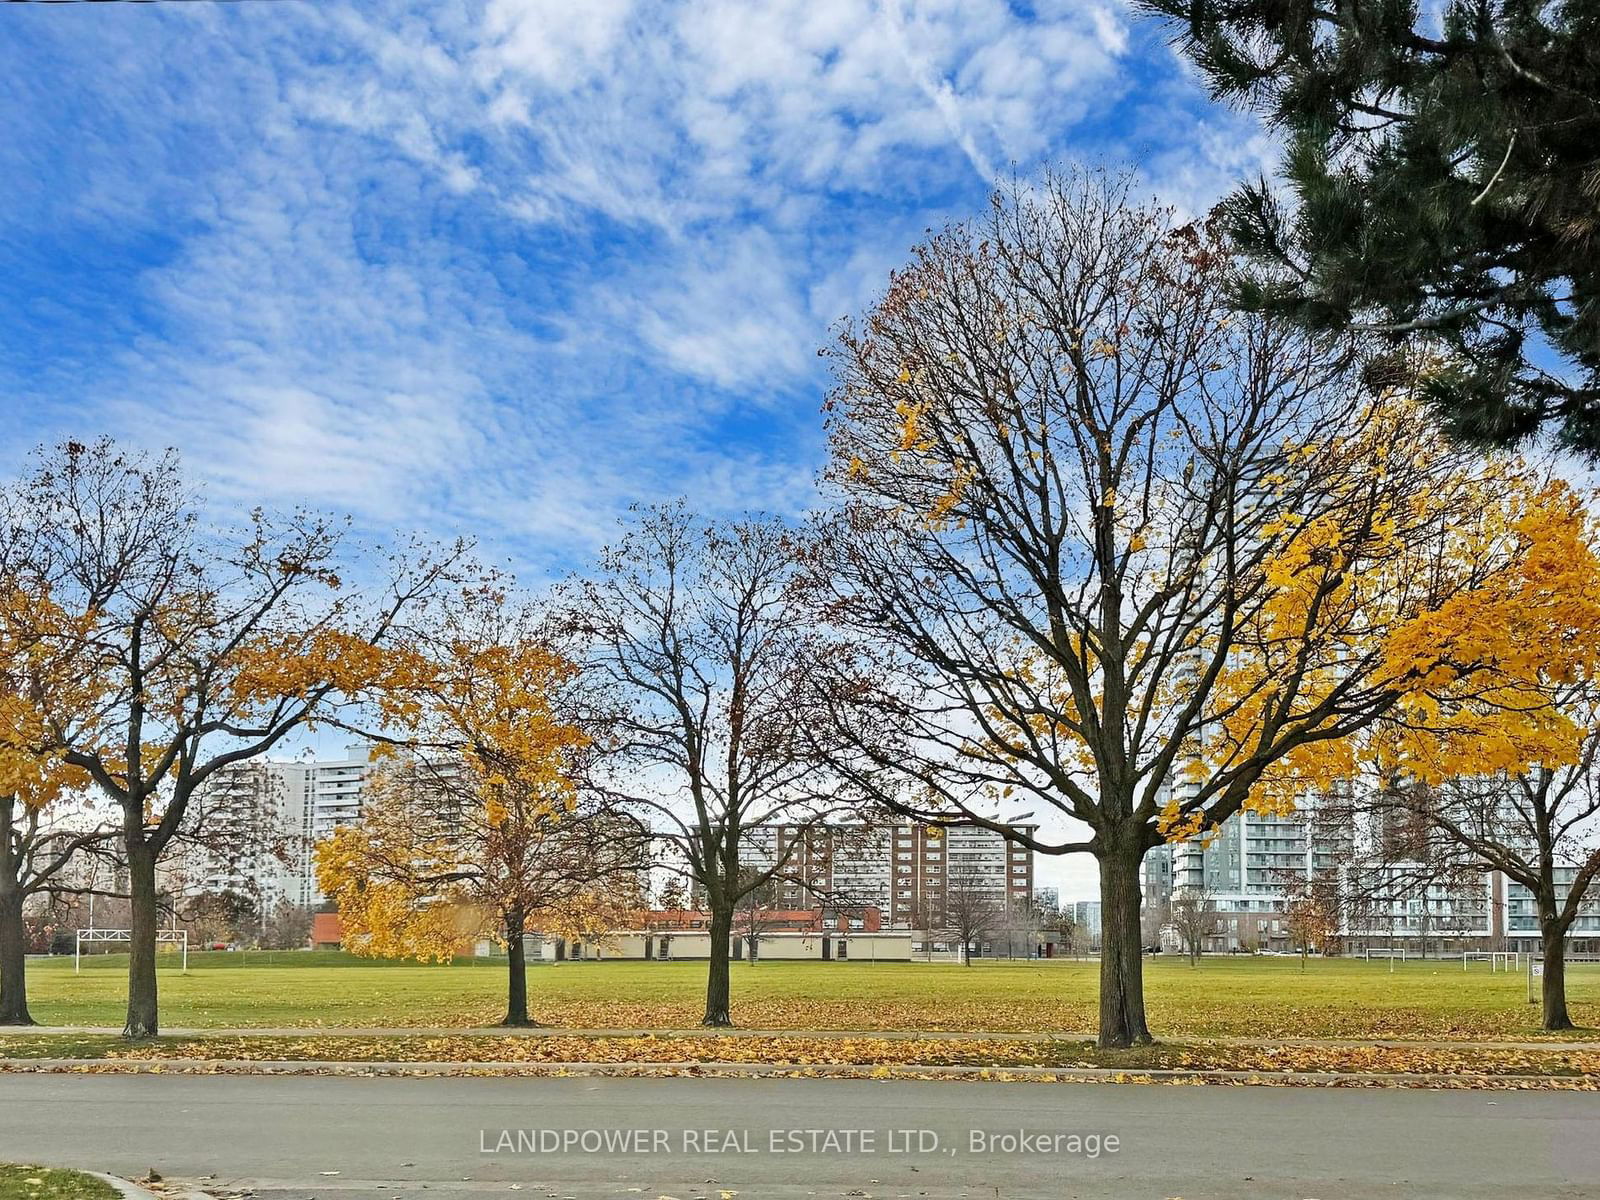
{"left": 1540, "top": 919, "right": 1574, "bottom": 1033}
{"left": 501, "top": 910, "right": 534, "bottom": 1028}
{"left": 1097, "top": 841, "right": 1152, "bottom": 1049}
{"left": 124, "top": 842, "right": 160, "bottom": 1039}
{"left": 702, "top": 905, "right": 733, "bottom": 1026}
{"left": 0, "top": 885, "right": 33, "bottom": 1027}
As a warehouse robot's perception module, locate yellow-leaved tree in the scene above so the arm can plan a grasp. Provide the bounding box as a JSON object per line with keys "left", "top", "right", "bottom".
{"left": 813, "top": 169, "right": 1600, "bottom": 1047}
{"left": 0, "top": 577, "right": 108, "bottom": 1026}
{"left": 1306, "top": 482, "right": 1600, "bottom": 1030}
{"left": 1200, "top": 476, "right": 1600, "bottom": 1029}
{"left": 1, "top": 438, "right": 463, "bottom": 1037}
{"left": 317, "top": 585, "right": 645, "bottom": 1026}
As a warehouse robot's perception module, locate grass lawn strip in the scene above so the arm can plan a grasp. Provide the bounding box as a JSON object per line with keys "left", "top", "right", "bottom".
{"left": 0, "top": 1165, "right": 120, "bottom": 1200}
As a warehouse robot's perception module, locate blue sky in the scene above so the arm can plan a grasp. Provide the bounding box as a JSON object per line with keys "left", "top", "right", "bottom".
{"left": 1, "top": 0, "right": 1269, "bottom": 572}
{"left": 2, "top": 2, "right": 1272, "bottom": 897}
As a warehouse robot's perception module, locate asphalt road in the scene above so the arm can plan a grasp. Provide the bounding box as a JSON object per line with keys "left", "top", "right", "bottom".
{"left": 1, "top": 1075, "right": 1597, "bottom": 1199}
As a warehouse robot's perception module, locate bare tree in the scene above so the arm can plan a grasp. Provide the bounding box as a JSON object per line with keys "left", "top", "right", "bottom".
{"left": 180, "top": 890, "right": 259, "bottom": 948}
{"left": 1281, "top": 875, "right": 1342, "bottom": 968}
{"left": 1363, "top": 716, "right": 1600, "bottom": 1030}
{"left": 1052, "top": 906, "right": 1080, "bottom": 958}
{"left": 813, "top": 170, "right": 1528, "bottom": 1046}
{"left": 1169, "top": 890, "right": 1214, "bottom": 965}
{"left": 1140, "top": 899, "right": 1171, "bottom": 956}
{"left": 734, "top": 869, "right": 781, "bottom": 962}
{"left": 259, "top": 900, "right": 313, "bottom": 951}
{"left": 993, "top": 896, "right": 1046, "bottom": 958}
{"left": 943, "top": 876, "right": 1000, "bottom": 965}
{"left": 0, "top": 808, "right": 115, "bottom": 1025}
{"left": 565, "top": 505, "right": 857, "bottom": 1026}
{"left": 658, "top": 877, "right": 690, "bottom": 913}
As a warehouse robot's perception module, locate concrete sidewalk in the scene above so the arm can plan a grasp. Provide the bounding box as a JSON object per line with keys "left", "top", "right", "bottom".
{"left": 11, "top": 1023, "right": 1600, "bottom": 1051}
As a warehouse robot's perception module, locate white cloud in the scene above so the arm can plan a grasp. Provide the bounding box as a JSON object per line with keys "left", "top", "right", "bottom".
{"left": 624, "top": 229, "right": 814, "bottom": 388}
{"left": 99, "top": 151, "right": 499, "bottom": 526}
{"left": 466, "top": 0, "right": 1131, "bottom": 228}
{"left": 4, "top": 0, "right": 1271, "bottom": 581}
{"left": 482, "top": 0, "right": 635, "bottom": 89}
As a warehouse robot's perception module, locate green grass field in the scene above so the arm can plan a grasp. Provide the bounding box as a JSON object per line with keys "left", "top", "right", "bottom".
{"left": 15, "top": 951, "right": 1597, "bottom": 1040}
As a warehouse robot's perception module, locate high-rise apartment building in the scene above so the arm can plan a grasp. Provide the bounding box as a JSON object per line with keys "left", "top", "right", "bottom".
{"left": 1151, "top": 785, "right": 1360, "bottom": 951}
{"left": 189, "top": 760, "right": 306, "bottom": 908}
{"left": 1170, "top": 804, "right": 1351, "bottom": 913}
{"left": 1069, "top": 900, "right": 1102, "bottom": 941}
{"left": 1340, "top": 862, "right": 1494, "bottom": 944}
{"left": 748, "top": 821, "right": 1036, "bottom": 929}
{"left": 1147, "top": 791, "right": 1600, "bottom": 953}
{"left": 186, "top": 744, "right": 377, "bottom": 908}
{"left": 1140, "top": 843, "right": 1173, "bottom": 911}
{"left": 302, "top": 745, "right": 376, "bottom": 860}
{"left": 1505, "top": 868, "right": 1600, "bottom": 946}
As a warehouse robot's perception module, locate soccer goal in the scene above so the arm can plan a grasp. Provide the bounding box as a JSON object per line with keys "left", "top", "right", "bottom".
{"left": 1464, "top": 950, "right": 1523, "bottom": 972}
{"left": 1364, "top": 947, "right": 1407, "bottom": 962}
{"left": 75, "top": 928, "right": 189, "bottom": 974}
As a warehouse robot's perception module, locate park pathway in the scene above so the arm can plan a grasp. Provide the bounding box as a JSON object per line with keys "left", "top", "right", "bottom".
{"left": 14, "top": 1022, "right": 1600, "bottom": 1051}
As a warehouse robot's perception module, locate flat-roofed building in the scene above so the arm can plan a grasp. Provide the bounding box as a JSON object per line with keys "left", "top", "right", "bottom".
{"left": 743, "top": 820, "right": 1036, "bottom": 929}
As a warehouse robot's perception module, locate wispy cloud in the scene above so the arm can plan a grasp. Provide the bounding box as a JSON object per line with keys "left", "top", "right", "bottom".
{"left": 0, "top": 0, "right": 1261, "bottom": 578}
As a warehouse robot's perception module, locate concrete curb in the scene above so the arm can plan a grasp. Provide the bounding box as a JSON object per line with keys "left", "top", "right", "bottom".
{"left": 4, "top": 1056, "right": 1594, "bottom": 1089}
{"left": 85, "top": 1173, "right": 155, "bottom": 1200}
{"left": 86, "top": 1171, "right": 220, "bottom": 1200}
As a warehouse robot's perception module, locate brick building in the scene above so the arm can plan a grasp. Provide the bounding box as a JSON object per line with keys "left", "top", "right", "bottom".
{"left": 746, "top": 821, "right": 1036, "bottom": 929}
